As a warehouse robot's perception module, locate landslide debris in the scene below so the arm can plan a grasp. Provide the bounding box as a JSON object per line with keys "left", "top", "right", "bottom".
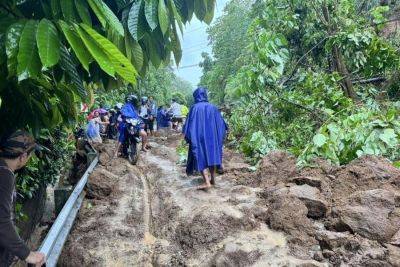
{"left": 249, "top": 151, "right": 400, "bottom": 266}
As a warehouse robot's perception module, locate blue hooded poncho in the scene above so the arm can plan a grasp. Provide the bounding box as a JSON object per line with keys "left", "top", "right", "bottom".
{"left": 120, "top": 103, "right": 139, "bottom": 119}
{"left": 183, "top": 87, "right": 228, "bottom": 174}
{"left": 157, "top": 107, "right": 171, "bottom": 128}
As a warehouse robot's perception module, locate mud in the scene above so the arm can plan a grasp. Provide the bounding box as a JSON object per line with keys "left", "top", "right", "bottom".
{"left": 59, "top": 133, "right": 399, "bottom": 267}
{"left": 256, "top": 152, "right": 400, "bottom": 266}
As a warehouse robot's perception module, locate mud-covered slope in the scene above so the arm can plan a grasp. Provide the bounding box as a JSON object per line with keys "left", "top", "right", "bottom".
{"left": 59, "top": 135, "right": 399, "bottom": 267}
{"left": 239, "top": 151, "right": 400, "bottom": 266}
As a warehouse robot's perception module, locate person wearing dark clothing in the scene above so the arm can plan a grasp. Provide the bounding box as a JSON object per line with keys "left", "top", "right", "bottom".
{"left": 0, "top": 131, "right": 46, "bottom": 267}
{"left": 183, "top": 87, "right": 228, "bottom": 190}
{"left": 108, "top": 109, "right": 118, "bottom": 139}
{"left": 156, "top": 105, "right": 171, "bottom": 129}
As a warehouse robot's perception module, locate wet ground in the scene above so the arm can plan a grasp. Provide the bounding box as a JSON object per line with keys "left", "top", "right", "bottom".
{"left": 59, "top": 133, "right": 324, "bottom": 266}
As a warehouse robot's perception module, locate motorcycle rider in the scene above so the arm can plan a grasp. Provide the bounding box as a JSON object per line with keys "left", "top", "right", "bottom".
{"left": 114, "top": 95, "right": 149, "bottom": 158}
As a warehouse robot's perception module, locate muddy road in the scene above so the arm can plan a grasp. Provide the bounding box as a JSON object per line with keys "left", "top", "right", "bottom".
{"left": 59, "top": 134, "right": 322, "bottom": 266}
{"left": 59, "top": 133, "right": 400, "bottom": 266}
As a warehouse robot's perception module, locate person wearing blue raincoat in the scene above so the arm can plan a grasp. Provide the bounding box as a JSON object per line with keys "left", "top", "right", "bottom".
{"left": 183, "top": 87, "right": 228, "bottom": 189}
{"left": 114, "top": 95, "right": 149, "bottom": 158}
{"left": 157, "top": 105, "right": 171, "bottom": 129}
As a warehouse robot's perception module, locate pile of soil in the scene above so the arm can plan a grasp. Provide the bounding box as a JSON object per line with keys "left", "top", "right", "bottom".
{"left": 246, "top": 151, "right": 400, "bottom": 266}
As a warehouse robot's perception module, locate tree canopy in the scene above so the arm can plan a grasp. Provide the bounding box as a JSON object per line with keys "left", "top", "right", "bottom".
{"left": 200, "top": 0, "right": 400, "bottom": 165}
{"left": 0, "top": 0, "right": 215, "bottom": 135}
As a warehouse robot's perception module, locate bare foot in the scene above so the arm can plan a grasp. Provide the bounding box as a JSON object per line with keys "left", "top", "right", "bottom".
{"left": 141, "top": 148, "right": 148, "bottom": 152}
{"left": 210, "top": 176, "right": 216, "bottom": 185}
{"left": 196, "top": 183, "right": 211, "bottom": 190}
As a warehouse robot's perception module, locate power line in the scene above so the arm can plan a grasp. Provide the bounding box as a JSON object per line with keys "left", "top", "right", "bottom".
{"left": 183, "top": 41, "right": 209, "bottom": 50}
{"left": 172, "top": 64, "right": 200, "bottom": 69}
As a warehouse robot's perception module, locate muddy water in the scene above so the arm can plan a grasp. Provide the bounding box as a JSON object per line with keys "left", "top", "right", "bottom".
{"left": 59, "top": 136, "right": 326, "bottom": 266}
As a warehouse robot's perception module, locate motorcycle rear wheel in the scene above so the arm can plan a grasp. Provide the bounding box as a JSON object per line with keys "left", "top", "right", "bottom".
{"left": 128, "top": 141, "right": 139, "bottom": 165}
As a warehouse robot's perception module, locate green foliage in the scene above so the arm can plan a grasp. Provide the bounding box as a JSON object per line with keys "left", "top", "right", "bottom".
{"left": 36, "top": 19, "right": 61, "bottom": 68}
{"left": 0, "top": 0, "right": 215, "bottom": 135}
{"left": 300, "top": 104, "right": 400, "bottom": 165}
{"left": 240, "top": 131, "right": 277, "bottom": 160}
{"left": 199, "top": 0, "right": 253, "bottom": 104}
{"left": 203, "top": 0, "right": 400, "bottom": 167}
{"left": 16, "top": 128, "right": 75, "bottom": 200}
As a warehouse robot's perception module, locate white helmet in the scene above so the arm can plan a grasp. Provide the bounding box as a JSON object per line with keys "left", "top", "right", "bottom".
{"left": 115, "top": 103, "right": 123, "bottom": 109}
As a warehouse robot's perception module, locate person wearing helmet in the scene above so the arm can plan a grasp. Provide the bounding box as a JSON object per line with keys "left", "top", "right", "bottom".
{"left": 114, "top": 95, "right": 149, "bottom": 158}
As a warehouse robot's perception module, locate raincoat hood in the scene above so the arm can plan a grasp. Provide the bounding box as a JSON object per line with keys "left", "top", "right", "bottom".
{"left": 193, "top": 87, "right": 208, "bottom": 103}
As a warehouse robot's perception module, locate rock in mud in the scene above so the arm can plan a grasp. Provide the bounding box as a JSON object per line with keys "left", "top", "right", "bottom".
{"left": 387, "top": 244, "right": 400, "bottom": 266}
{"left": 331, "top": 156, "right": 400, "bottom": 206}
{"left": 315, "top": 229, "right": 355, "bottom": 251}
{"left": 390, "top": 229, "right": 400, "bottom": 246}
{"left": 289, "top": 176, "right": 322, "bottom": 188}
{"left": 337, "top": 189, "right": 400, "bottom": 242}
{"left": 86, "top": 170, "right": 115, "bottom": 200}
{"left": 288, "top": 185, "right": 328, "bottom": 219}
{"left": 175, "top": 212, "right": 257, "bottom": 253}
{"left": 213, "top": 243, "right": 262, "bottom": 267}
{"left": 259, "top": 150, "right": 297, "bottom": 185}
{"left": 265, "top": 195, "right": 319, "bottom": 259}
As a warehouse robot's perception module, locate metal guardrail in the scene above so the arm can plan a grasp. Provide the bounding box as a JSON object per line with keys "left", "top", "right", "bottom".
{"left": 39, "top": 155, "right": 99, "bottom": 267}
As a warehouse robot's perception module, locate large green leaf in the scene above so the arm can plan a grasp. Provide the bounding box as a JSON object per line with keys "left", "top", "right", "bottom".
{"left": 87, "top": 0, "right": 106, "bottom": 27}
{"left": 171, "top": 23, "right": 181, "bottom": 65}
{"left": 203, "top": 0, "right": 215, "bottom": 24}
{"left": 5, "top": 21, "right": 25, "bottom": 77}
{"left": 174, "top": 0, "right": 188, "bottom": 22}
{"left": 75, "top": 24, "right": 115, "bottom": 76}
{"left": 98, "top": 0, "right": 125, "bottom": 36}
{"left": 88, "top": 0, "right": 124, "bottom": 36}
{"left": 146, "top": 36, "right": 162, "bottom": 68}
{"left": 158, "top": 0, "right": 169, "bottom": 35}
{"left": 36, "top": 19, "right": 60, "bottom": 68}
{"left": 168, "top": 0, "right": 183, "bottom": 33}
{"left": 59, "top": 45, "right": 86, "bottom": 97}
{"left": 186, "top": 0, "right": 194, "bottom": 21}
{"left": 59, "top": 20, "right": 92, "bottom": 72}
{"left": 194, "top": 0, "right": 207, "bottom": 21}
{"left": 128, "top": 0, "right": 147, "bottom": 41}
{"left": 145, "top": 0, "right": 159, "bottom": 30}
{"left": 50, "top": 0, "right": 62, "bottom": 19}
{"left": 60, "top": 0, "right": 78, "bottom": 22}
{"left": 75, "top": 0, "right": 92, "bottom": 25}
{"left": 17, "top": 20, "right": 41, "bottom": 81}
{"left": 125, "top": 33, "right": 144, "bottom": 71}
{"left": 80, "top": 24, "right": 137, "bottom": 84}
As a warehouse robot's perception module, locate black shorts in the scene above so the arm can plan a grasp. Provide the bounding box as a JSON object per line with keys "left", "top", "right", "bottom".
{"left": 146, "top": 117, "right": 155, "bottom": 131}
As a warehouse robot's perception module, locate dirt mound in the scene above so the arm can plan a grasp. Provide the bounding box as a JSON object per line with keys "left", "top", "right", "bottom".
{"left": 175, "top": 212, "right": 258, "bottom": 254}
{"left": 264, "top": 195, "right": 319, "bottom": 259}
{"left": 86, "top": 170, "right": 116, "bottom": 199}
{"left": 255, "top": 153, "right": 400, "bottom": 266}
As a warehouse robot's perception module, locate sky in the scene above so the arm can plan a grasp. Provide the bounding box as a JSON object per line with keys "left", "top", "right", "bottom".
{"left": 174, "top": 0, "right": 230, "bottom": 88}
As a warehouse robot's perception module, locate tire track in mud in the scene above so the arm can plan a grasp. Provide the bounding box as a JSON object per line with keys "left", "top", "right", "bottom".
{"left": 142, "top": 139, "right": 327, "bottom": 267}
{"left": 60, "top": 137, "right": 327, "bottom": 266}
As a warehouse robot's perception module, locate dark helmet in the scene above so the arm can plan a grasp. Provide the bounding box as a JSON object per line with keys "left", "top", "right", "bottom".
{"left": 126, "top": 94, "right": 138, "bottom": 106}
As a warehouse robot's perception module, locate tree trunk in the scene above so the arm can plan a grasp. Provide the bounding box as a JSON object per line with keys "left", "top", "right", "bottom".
{"left": 322, "top": 2, "right": 357, "bottom": 100}
{"left": 332, "top": 46, "right": 357, "bottom": 100}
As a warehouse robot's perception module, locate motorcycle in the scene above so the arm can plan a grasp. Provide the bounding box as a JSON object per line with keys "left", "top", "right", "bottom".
{"left": 122, "top": 118, "right": 141, "bottom": 165}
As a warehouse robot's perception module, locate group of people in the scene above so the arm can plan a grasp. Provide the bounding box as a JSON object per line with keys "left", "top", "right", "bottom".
{"left": 0, "top": 87, "right": 227, "bottom": 266}
{"left": 85, "top": 95, "right": 189, "bottom": 149}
